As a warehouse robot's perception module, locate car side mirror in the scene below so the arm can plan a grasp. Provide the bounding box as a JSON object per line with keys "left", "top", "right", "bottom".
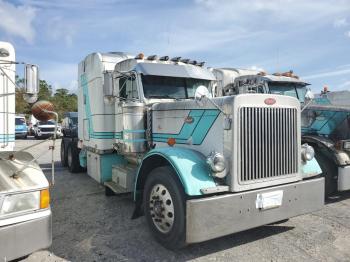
{"left": 305, "top": 89, "right": 314, "bottom": 101}
{"left": 195, "top": 85, "right": 212, "bottom": 106}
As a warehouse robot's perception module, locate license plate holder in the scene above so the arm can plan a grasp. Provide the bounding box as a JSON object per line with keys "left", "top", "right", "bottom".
{"left": 255, "top": 190, "right": 283, "bottom": 210}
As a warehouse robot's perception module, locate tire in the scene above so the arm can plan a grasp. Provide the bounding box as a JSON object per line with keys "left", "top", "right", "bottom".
{"left": 67, "top": 143, "right": 81, "bottom": 173}
{"left": 143, "top": 166, "right": 186, "bottom": 249}
{"left": 60, "top": 140, "right": 68, "bottom": 167}
{"left": 315, "top": 152, "right": 337, "bottom": 197}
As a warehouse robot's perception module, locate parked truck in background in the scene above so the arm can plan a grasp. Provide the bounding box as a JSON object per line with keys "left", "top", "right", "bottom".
{"left": 60, "top": 112, "right": 82, "bottom": 172}
{"left": 15, "top": 115, "right": 28, "bottom": 139}
{"left": 0, "top": 41, "right": 52, "bottom": 261}
{"left": 63, "top": 52, "right": 324, "bottom": 249}
{"left": 213, "top": 68, "right": 350, "bottom": 196}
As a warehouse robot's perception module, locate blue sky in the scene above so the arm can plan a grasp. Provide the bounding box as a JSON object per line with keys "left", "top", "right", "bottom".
{"left": 1, "top": 0, "right": 350, "bottom": 93}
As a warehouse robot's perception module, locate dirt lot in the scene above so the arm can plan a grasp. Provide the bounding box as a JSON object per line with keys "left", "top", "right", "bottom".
{"left": 15, "top": 138, "right": 350, "bottom": 262}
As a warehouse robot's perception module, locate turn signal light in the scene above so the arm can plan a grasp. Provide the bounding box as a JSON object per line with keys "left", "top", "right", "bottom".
{"left": 167, "top": 138, "right": 176, "bottom": 147}
{"left": 40, "top": 189, "right": 50, "bottom": 209}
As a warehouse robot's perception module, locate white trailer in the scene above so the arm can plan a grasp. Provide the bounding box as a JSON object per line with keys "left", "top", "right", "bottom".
{"left": 64, "top": 53, "right": 324, "bottom": 249}
{"left": 0, "top": 42, "right": 52, "bottom": 261}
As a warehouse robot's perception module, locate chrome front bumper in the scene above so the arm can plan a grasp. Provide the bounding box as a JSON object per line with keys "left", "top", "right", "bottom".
{"left": 186, "top": 177, "right": 324, "bottom": 244}
{"left": 0, "top": 209, "right": 52, "bottom": 261}
{"left": 338, "top": 165, "right": 350, "bottom": 191}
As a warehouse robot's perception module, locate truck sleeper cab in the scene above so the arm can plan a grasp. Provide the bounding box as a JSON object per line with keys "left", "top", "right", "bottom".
{"left": 76, "top": 54, "right": 324, "bottom": 249}
{"left": 213, "top": 68, "right": 350, "bottom": 196}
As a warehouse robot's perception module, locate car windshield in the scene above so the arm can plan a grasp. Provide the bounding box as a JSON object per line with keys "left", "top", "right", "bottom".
{"left": 38, "top": 120, "right": 55, "bottom": 125}
{"left": 269, "top": 83, "right": 307, "bottom": 103}
{"left": 15, "top": 118, "right": 25, "bottom": 125}
{"left": 71, "top": 117, "right": 78, "bottom": 125}
{"left": 141, "top": 75, "right": 210, "bottom": 99}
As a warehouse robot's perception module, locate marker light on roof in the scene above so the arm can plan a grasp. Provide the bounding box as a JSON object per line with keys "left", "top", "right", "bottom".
{"left": 159, "top": 56, "right": 169, "bottom": 61}
{"left": 135, "top": 53, "right": 145, "bottom": 59}
{"left": 147, "top": 55, "right": 158, "bottom": 60}
{"left": 180, "top": 59, "right": 190, "bottom": 64}
{"left": 171, "top": 57, "right": 181, "bottom": 62}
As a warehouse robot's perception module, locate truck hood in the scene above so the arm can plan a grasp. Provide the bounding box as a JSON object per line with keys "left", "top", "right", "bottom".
{"left": 0, "top": 151, "right": 49, "bottom": 194}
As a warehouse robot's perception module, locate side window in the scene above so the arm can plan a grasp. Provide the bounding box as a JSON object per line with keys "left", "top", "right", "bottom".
{"left": 119, "top": 75, "right": 138, "bottom": 100}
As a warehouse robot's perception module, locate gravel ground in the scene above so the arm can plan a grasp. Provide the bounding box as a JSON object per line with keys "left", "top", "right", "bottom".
{"left": 14, "top": 138, "right": 350, "bottom": 262}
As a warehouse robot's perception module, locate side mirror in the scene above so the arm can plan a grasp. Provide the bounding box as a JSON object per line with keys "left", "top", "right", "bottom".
{"left": 305, "top": 89, "right": 314, "bottom": 101}
{"left": 23, "top": 64, "right": 39, "bottom": 103}
{"left": 195, "top": 85, "right": 212, "bottom": 102}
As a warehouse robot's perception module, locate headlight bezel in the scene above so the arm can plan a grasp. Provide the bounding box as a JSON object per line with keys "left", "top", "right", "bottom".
{"left": 206, "top": 151, "right": 227, "bottom": 178}
{"left": 301, "top": 143, "right": 315, "bottom": 162}
{"left": 0, "top": 189, "right": 50, "bottom": 217}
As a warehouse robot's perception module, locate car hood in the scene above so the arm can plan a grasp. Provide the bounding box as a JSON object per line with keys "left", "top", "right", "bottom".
{"left": 37, "top": 125, "right": 55, "bottom": 128}
{"left": 0, "top": 151, "right": 49, "bottom": 194}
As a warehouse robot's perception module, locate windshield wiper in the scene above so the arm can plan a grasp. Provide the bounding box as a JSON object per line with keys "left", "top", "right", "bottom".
{"left": 147, "top": 95, "right": 182, "bottom": 100}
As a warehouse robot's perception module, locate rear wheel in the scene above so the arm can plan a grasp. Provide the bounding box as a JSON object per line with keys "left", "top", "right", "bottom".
{"left": 315, "top": 152, "right": 337, "bottom": 197}
{"left": 67, "top": 143, "right": 81, "bottom": 173}
{"left": 143, "top": 166, "right": 186, "bottom": 249}
{"left": 60, "top": 140, "right": 68, "bottom": 167}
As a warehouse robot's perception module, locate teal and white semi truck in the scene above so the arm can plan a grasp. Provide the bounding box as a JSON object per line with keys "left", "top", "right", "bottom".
{"left": 66, "top": 53, "right": 324, "bottom": 248}
{"left": 214, "top": 68, "right": 350, "bottom": 196}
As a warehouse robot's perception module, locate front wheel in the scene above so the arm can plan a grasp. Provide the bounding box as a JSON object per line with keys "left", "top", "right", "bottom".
{"left": 143, "top": 166, "right": 186, "bottom": 250}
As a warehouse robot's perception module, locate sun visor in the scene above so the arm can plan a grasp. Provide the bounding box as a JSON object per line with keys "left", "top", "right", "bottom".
{"left": 135, "top": 62, "right": 216, "bottom": 80}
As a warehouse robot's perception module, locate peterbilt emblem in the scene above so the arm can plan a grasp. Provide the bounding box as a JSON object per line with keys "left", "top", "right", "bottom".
{"left": 185, "top": 116, "right": 194, "bottom": 124}
{"left": 264, "top": 98, "right": 276, "bottom": 105}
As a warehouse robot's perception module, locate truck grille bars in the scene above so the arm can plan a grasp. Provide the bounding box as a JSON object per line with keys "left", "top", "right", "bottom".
{"left": 239, "top": 107, "right": 298, "bottom": 183}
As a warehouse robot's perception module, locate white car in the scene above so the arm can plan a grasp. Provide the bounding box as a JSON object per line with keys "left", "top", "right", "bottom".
{"left": 33, "top": 120, "right": 61, "bottom": 139}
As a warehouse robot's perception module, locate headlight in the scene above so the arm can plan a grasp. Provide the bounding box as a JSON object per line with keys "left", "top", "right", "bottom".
{"left": 0, "top": 189, "right": 50, "bottom": 216}
{"left": 301, "top": 144, "right": 315, "bottom": 162}
{"left": 206, "top": 152, "right": 226, "bottom": 177}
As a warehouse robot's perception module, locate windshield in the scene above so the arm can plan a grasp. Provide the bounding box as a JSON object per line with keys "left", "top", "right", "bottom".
{"left": 38, "top": 120, "right": 55, "bottom": 125}
{"left": 71, "top": 117, "right": 78, "bottom": 125}
{"left": 141, "top": 75, "right": 210, "bottom": 99}
{"left": 15, "top": 118, "right": 26, "bottom": 125}
{"left": 269, "top": 83, "right": 307, "bottom": 103}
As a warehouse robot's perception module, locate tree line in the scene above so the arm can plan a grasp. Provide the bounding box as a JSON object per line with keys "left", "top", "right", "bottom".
{"left": 15, "top": 76, "right": 77, "bottom": 121}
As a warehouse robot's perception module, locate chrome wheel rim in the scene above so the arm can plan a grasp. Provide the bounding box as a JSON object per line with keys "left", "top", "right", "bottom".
{"left": 149, "top": 184, "right": 174, "bottom": 233}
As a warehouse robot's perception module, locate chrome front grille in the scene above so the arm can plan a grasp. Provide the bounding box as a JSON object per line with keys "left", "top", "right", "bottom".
{"left": 239, "top": 107, "right": 298, "bottom": 183}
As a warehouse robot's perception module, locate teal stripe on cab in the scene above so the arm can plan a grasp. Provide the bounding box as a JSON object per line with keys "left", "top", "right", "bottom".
{"left": 152, "top": 109, "right": 220, "bottom": 145}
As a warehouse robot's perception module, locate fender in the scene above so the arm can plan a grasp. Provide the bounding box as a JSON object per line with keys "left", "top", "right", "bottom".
{"left": 134, "top": 147, "right": 216, "bottom": 201}
{"left": 303, "top": 135, "right": 350, "bottom": 166}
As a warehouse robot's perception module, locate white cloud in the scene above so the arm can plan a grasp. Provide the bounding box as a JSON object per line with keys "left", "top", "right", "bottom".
{"left": 45, "top": 16, "right": 76, "bottom": 47}
{"left": 345, "top": 31, "right": 350, "bottom": 38}
{"left": 338, "top": 80, "right": 350, "bottom": 89}
{"left": 334, "top": 18, "right": 348, "bottom": 27}
{"left": 0, "top": 0, "right": 36, "bottom": 43}
{"left": 40, "top": 62, "right": 77, "bottom": 92}
{"left": 303, "top": 66, "right": 350, "bottom": 80}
